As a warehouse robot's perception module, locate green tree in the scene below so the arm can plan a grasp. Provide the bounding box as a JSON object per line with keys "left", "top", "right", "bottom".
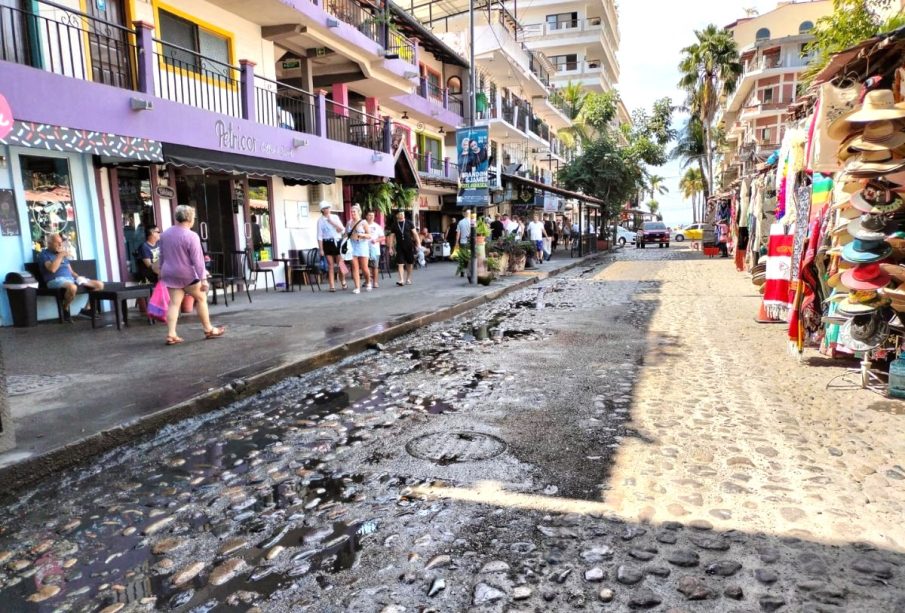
{"left": 802, "top": 0, "right": 905, "bottom": 84}
{"left": 647, "top": 199, "right": 661, "bottom": 218}
{"left": 679, "top": 167, "right": 705, "bottom": 222}
{"left": 678, "top": 24, "right": 742, "bottom": 195}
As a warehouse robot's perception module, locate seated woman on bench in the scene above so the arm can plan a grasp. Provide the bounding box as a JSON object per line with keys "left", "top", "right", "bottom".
{"left": 39, "top": 233, "right": 104, "bottom": 321}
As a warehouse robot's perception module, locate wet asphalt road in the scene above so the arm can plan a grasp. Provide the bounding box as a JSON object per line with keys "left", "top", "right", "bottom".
{"left": 1, "top": 245, "right": 905, "bottom": 612}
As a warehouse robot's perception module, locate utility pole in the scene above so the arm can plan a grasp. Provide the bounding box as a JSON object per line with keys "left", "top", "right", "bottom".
{"left": 468, "top": 0, "right": 477, "bottom": 284}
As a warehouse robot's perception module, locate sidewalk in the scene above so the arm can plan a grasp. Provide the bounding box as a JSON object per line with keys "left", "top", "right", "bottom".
{"left": 0, "top": 253, "right": 602, "bottom": 488}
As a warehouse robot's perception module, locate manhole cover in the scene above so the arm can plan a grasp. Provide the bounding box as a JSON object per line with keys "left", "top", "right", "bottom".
{"left": 406, "top": 431, "right": 507, "bottom": 464}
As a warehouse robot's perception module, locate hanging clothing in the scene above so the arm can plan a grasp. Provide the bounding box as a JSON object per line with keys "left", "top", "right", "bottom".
{"left": 763, "top": 224, "right": 794, "bottom": 321}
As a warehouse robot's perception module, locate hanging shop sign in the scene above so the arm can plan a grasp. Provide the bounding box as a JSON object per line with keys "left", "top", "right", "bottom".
{"left": 155, "top": 185, "right": 176, "bottom": 199}
{"left": 456, "top": 126, "right": 490, "bottom": 207}
{"left": 0, "top": 120, "right": 162, "bottom": 161}
{"left": 543, "top": 192, "right": 563, "bottom": 213}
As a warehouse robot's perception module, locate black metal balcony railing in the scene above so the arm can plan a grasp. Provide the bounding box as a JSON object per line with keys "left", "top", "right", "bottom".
{"left": 528, "top": 51, "right": 550, "bottom": 87}
{"left": 0, "top": 0, "right": 137, "bottom": 89}
{"left": 154, "top": 39, "right": 242, "bottom": 118}
{"left": 424, "top": 78, "right": 443, "bottom": 103}
{"left": 386, "top": 29, "right": 415, "bottom": 63}
{"left": 447, "top": 93, "right": 463, "bottom": 116}
{"left": 326, "top": 100, "right": 382, "bottom": 150}
{"left": 254, "top": 76, "right": 317, "bottom": 135}
{"left": 501, "top": 102, "right": 514, "bottom": 125}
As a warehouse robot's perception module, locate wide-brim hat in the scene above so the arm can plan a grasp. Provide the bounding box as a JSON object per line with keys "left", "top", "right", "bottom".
{"left": 847, "top": 215, "right": 889, "bottom": 241}
{"left": 850, "top": 90, "right": 905, "bottom": 122}
{"left": 851, "top": 178, "right": 905, "bottom": 213}
{"left": 845, "top": 150, "right": 905, "bottom": 177}
{"left": 841, "top": 263, "right": 891, "bottom": 290}
{"left": 844, "top": 311, "right": 890, "bottom": 349}
{"left": 880, "top": 263, "right": 905, "bottom": 283}
{"left": 842, "top": 238, "right": 893, "bottom": 263}
{"left": 847, "top": 120, "right": 905, "bottom": 152}
{"left": 837, "top": 294, "right": 882, "bottom": 316}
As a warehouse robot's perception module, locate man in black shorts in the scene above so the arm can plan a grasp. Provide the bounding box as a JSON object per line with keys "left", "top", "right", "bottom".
{"left": 388, "top": 210, "right": 421, "bottom": 286}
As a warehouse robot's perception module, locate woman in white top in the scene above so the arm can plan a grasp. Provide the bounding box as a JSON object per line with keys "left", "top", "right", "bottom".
{"left": 345, "top": 204, "right": 371, "bottom": 294}
{"left": 317, "top": 201, "right": 347, "bottom": 292}
{"left": 366, "top": 210, "right": 384, "bottom": 289}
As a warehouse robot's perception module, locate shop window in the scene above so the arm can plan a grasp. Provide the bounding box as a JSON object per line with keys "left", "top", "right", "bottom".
{"left": 755, "top": 28, "right": 770, "bottom": 41}
{"left": 546, "top": 12, "right": 578, "bottom": 30}
{"left": 20, "top": 155, "right": 80, "bottom": 257}
{"left": 158, "top": 8, "right": 231, "bottom": 77}
{"left": 799, "top": 21, "right": 814, "bottom": 34}
{"left": 116, "top": 167, "right": 155, "bottom": 276}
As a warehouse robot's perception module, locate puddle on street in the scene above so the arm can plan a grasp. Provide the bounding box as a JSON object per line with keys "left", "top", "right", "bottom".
{"left": 0, "top": 272, "right": 580, "bottom": 612}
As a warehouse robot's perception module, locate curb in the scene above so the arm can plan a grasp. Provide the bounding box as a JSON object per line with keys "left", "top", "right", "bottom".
{"left": 0, "top": 252, "right": 609, "bottom": 493}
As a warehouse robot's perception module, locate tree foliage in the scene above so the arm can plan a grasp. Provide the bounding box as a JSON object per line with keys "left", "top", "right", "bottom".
{"left": 802, "top": 0, "right": 905, "bottom": 84}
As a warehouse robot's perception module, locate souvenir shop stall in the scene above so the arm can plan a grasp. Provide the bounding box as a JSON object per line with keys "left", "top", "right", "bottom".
{"left": 735, "top": 26, "right": 905, "bottom": 396}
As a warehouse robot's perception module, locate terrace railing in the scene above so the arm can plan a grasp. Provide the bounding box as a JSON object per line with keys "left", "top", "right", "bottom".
{"left": 326, "top": 100, "right": 383, "bottom": 150}
{"left": 153, "top": 38, "right": 242, "bottom": 118}
{"left": 254, "top": 75, "right": 317, "bottom": 135}
{"left": 0, "top": 0, "right": 138, "bottom": 89}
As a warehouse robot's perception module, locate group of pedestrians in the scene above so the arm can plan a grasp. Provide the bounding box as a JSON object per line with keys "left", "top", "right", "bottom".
{"left": 450, "top": 210, "right": 577, "bottom": 261}
{"left": 317, "top": 202, "right": 422, "bottom": 292}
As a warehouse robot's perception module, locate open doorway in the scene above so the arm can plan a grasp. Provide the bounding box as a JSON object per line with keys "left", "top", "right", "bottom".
{"left": 248, "top": 179, "right": 273, "bottom": 261}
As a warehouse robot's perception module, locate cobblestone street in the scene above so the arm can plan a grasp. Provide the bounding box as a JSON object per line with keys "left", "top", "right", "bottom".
{"left": 1, "top": 245, "right": 904, "bottom": 612}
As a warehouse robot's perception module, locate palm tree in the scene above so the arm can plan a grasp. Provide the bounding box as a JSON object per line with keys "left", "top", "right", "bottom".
{"left": 677, "top": 24, "right": 741, "bottom": 195}
{"left": 647, "top": 199, "right": 660, "bottom": 218}
{"left": 557, "top": 81, "right": 588, "bottom": 120}
{"left": 647, "top": 174, "right": 669, "bottom": 200}
{"left": 679, "top": 167, "right": 705, "bottom": 223}
{"left": 671, "top": 115, "right": 708, "bottom": 201}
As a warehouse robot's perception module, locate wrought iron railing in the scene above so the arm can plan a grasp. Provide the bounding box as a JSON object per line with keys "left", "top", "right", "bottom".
{"left": 528, "top": 51, "right": 550, "bottom": 87}
{"left": 326, "top": 100, "right": 383, "bottom": 150}
{"left": 447, "top": 93, "right": 463, "bottom": 116}
{"left": 386, "top": 28, "right": 415, "bottom": 63}
{"left": 413, "top": 152, "right": 455, "bottom": 178}
{"left": 423, "top": 77, "right": 443, "bottom": 104}
{"left": 0, "top": 0, "right": 138, "bottom": 89}
{"left": 254, "top": 75, "right": 317, "bottom": 135}
{"left": 154, "top": 38, "right": 242, "bottom": 117}
{"left": 501, "top": 101, "right": 514, "bottom": 124}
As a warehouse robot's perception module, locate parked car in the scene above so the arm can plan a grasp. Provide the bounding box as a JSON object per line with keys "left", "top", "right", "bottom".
{"left": 675, "top": 223, "right": 705, "bottom": 242}
{"left": 636, "top": 221, "right": 670, "bottom": 248}
{"left": 613, "top": 226, "right": 636, "bottom": 247}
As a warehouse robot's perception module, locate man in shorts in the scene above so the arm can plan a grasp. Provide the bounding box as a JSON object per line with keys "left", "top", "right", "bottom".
{"left": 388, "top": 210, "right": 420, "bottom": 286}
{"left": 526, "top": 213, "right": 548, "bottom": 263}
{"left": 39, "top": 233, "right": 104, "bottom": 321}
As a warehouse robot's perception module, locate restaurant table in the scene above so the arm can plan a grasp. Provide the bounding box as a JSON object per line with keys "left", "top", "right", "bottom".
{"left": 88, "top": 283, "right": 153, "bottom": 330}
{"left": 270, "top": 258, "right": 294, "bottom": 292}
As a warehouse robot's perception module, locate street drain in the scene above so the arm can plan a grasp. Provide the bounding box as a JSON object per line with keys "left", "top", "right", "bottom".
{"left": 405, "top": 431, "right": 507, "bottom": 465}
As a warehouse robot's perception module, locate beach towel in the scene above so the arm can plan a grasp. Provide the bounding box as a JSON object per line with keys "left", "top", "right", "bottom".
{"left": 763, "top": 224, "right": 794, "bottom": 321}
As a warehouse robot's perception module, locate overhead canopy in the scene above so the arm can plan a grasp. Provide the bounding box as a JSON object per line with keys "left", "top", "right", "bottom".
{"left": 162, "top": 144, "right": 334, "bottom": 184}
{"left": 502, "top": 173, "right": 604, "bottom": 206}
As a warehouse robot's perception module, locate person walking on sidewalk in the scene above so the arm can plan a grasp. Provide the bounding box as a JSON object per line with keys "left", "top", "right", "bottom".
{"left": 526, "top": 213, "right": 548, "bottom": 263}
{"left": 388, "top": 210, "right": 420, "bottom": 286}
{"left": 455, "top": 210, "right": 471, "bottom": 249}
{"left": 318, "top": 202, "right": 347, "bottom": 292}
{"left": 158, "top": 205, "right": 225, "bottom": 345}
{"left": 346, "top": 204, "right": 372, "bottom": 294}
{"left": 366, "top": 210, "right": 384, "bottom": 288}
{"left": 717, "top": 219, "right": 731, "bottom": 258}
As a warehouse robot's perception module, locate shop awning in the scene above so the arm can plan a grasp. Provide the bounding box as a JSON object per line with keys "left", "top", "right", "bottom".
{"left": 501, "top": 173, "right": 604, "bottom": 206}
{"left": 162, "top": 144, "right": 334, "bottom": 184}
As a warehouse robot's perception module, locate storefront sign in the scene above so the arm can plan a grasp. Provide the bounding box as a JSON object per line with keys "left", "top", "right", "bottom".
{"left": 0, "top": 188, "right": 20, "bottom": 236}
{"left": 456, "top": 126, "right": 489, "bottom": 207}
{"left": 155, "top": 185, "right": 176, "bottom": 199}
{"left": 0, "top": 94, "right": 12, "bottom": 141}
{"left": 215, "top": 120, "right": 294, "bottom": 159}
{"left": 0, "top": 120, "right": 162, "bottom": 161}
{"left": 542, "top": 192, "right": 562, "bottom": 213}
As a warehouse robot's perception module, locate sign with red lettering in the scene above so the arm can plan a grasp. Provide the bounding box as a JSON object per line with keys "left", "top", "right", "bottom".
{"left": 0, "top": 94, "right": 12, "bottom": 140}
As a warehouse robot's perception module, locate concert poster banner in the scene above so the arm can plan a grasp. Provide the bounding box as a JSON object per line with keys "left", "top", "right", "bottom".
{"left": 456, "top": 126, "right": 490, "bottom": 207}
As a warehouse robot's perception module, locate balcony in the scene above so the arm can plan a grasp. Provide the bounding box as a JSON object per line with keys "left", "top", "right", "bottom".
{"left": 740, "top": 99, "right": 793, "bottom": 120}
{"left": 0, "top": 0, "right": 395, "bottom": 175}
{"left": 521, "top": 17, "right": 603, "bottom": 38}
{"left": 413, "top": 151, "right": 458, "bottom": 182}
{"left": 317, "top": 0, "right": 415, "bottom": 62}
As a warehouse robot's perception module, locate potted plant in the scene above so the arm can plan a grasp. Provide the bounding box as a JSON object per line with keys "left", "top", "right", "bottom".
{"left": 454, "top": 245, "right": 471, "bottom": 279}
{"left": 492, "top": 235, "right": 526, "bottom": 272}
{"left": 520, "top": 240, "right": 538, "bottom": 268}
{"left": 475, "top": 217, "right": 491, "bottom": 245}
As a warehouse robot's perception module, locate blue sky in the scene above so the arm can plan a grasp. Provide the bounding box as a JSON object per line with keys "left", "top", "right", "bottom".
{"left": 617, "top": 0, "right": 782, "bottom": 226}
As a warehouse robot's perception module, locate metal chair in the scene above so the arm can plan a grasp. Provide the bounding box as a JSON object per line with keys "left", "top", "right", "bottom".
{"left": 205, "top": 252, "right": 229, "bottom": 306}
{"left": 229, "top": 250, "right": 253, "bottom": 303}
{"left": 249, "top": 251, "right": 276, "bottom": 292}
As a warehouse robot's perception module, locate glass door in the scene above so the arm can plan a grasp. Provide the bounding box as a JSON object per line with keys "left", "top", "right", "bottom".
{"left": 115, "top": 167, "right": 154, "bottom": 279}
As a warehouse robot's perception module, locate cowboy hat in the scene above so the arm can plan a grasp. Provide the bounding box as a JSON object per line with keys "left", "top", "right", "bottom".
{"left": 841, "top": 262, "right": 892, "bottom": 291}
{"left": 842, "top": 237, "right": 893, "bottom": 263}
{"left": 845, "top": 150, "right": 905, "bottom": 177}
{"left": 850, "top": 90, "right": 905, "bottom": 122}
{"left": 844, "top": 311, "right": 890, "bottom": 350}
{"left": 846, "top": 120, "right": 905, "bottom": 152}
{"left": 881, "top": 263, "right": 905, "bottom": 284}
{"left": 851, "top": 178, "right": 905, "bottom": 213}
{"left": 847, "top": 214, "right": 889, "bottom": 241}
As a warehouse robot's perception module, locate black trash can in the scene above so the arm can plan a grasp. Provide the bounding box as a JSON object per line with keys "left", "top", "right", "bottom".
{"left": 4, "top": 272, "right": 38, "bottom": 328}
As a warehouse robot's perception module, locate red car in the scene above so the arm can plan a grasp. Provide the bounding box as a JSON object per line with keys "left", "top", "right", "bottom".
{"left": 636, "top": 221, "right": 670, "bottom": 248}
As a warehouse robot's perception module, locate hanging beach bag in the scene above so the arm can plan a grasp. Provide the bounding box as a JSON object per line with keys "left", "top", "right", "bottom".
{"left": 147, "top": 281, "right": 170, "bottom": 322}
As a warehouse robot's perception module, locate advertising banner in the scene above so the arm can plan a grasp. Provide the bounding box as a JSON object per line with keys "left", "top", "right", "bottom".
{"left": 456, "top": 126, "right": 490, "bottom": 207}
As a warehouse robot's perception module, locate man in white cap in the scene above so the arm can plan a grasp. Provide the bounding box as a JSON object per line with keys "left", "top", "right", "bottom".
{"left": 317, "top": 201, "right": 347, "bottom": 291}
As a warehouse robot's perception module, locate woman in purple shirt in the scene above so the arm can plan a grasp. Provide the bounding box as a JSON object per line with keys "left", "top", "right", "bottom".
{"left": 158, "top": 205, "right": 225, "bottom": 345}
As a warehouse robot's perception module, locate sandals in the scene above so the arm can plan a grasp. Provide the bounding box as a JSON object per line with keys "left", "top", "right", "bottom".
{"left": 341, "top": 283, "right": 348, "bottom": 290}
{"left": 204, "top": 326, "right": 226, "bottom": 340}
{"left": 165, "top": 335, "right": 184, "bottom": 346}
{"left": 329, "top": 287, "right": 336, "bottom": 293}
{"left": 396, "top": 281, "right": 405, "bottom": 287}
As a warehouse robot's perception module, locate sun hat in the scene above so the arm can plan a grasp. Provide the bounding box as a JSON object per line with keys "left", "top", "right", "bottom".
{"left": 837, "top": 294, "right": 882, "bottom": 316}
{"left": 847, "top": 120, "right": 905, "bottom": 152}
{"left": 841, "top": 262, "right": 891, "bottom": 290}
{"left": 842, "top": 237, "right": 893, "bottom": 263}
{"left": 881, "top": 263, "right": 905, "bottom": 283}
{"left": 847, "top": 214, "right": 889, "bottom": 241}
{"left": 844, "top": 150, "right": 905, "bottom": 177}
{"left": 851, "top": 178, "right": 905, "bottom": 213}
{"left": 319, "top": 201, "right": 332, "bottom": 210}
{"left": 844, "top": 311, "right": 890, "bottom": 350}
{"left": 850, "top": 90, "right": 905, "bottom": 122}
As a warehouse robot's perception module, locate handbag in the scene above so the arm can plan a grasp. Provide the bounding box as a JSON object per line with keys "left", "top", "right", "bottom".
{"left": 147, "top": 281, "right": 170, "bottom": 322}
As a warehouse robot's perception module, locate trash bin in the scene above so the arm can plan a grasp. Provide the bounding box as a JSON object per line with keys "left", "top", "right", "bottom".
{"left": 4, "top": 272, "right": 38, "bottom": 328}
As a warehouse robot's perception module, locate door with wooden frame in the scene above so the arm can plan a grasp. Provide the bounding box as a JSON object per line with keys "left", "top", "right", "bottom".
{"left": 85, "top": 0, "right": 133, "bottom": 88}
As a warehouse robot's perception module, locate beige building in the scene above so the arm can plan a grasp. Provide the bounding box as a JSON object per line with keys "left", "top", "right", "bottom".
{"left": 719, "top": 1, "right": 834, "bottom": 183}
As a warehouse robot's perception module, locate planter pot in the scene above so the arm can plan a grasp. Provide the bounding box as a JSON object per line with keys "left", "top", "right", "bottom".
{"left": 476, "top": 236, "right": 486, "bottom": 245}
{"left": 597, "top": 239, "right": 610, "bottom": 251}
{"left": 477, "top": 273, "right": 494, "bottom": 286}
{"left": 509, "top": 253, "right": 526, "bottom": 272}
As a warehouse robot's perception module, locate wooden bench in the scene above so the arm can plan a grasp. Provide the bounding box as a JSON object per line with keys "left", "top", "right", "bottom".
{"left": 25, "top": 259, "right": 99, "bottom": 323}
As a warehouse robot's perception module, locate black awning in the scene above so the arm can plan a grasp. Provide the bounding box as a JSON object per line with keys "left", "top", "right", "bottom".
{"left": 162, "top": 144, "right": 334, "bottom": 184}
{"left": 501, "top": 173, "right": 604, "bottom": 206}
